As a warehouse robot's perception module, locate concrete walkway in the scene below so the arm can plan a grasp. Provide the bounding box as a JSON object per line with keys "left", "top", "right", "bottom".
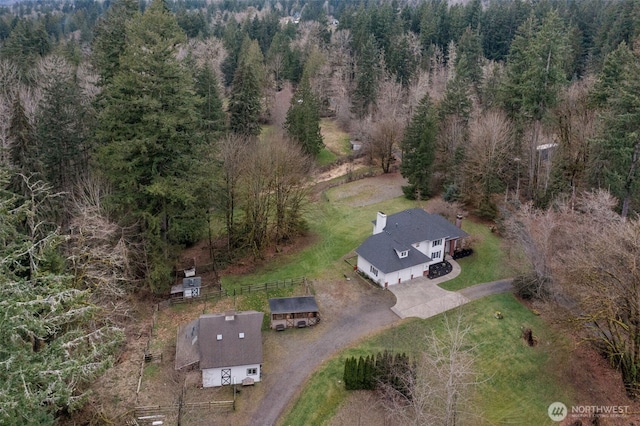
{"left": 389, "top": 258, "right": 513, "bottom": 319}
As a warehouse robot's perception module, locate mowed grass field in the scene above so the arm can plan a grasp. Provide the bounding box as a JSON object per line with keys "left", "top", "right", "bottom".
{"left": 220, "top": 182, "right": 416, "bottom": 287}
{"left": 280, "top": 293, "right": 574, "bottom": 426}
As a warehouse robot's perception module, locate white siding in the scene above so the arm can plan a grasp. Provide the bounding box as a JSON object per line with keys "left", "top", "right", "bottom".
{"left": 357, "top": 256, "right": 429, "bottom": 287}
{"left": 356, "top": 256, "right": 386, "bottom": 286}
{"left": 202, "top": 363, "right": 261, "bottom": 387}
{"left": 428, "top": 239, "right": 445, "bottom": 262}
{"left": 412, "top": 240, "right": 430, "bottom": 256}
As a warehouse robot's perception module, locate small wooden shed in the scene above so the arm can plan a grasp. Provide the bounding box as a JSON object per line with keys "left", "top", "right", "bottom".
{"left": 268, "top": 296, "right": 320, "bottom": 330}
{"left": 171, "top": 276, "right": 202, "bottom": 298}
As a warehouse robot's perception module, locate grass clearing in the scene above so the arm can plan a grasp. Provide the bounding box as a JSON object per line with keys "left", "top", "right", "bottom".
{"left": 440, "top": 220, "right": 515, "bottom": 291}
{"left": 317, "top": 147, "right": 337, "bottom": 166}
{"left": 280, "top": 293, "right": 574, "bottom": 426}
{"left": 221, "top": 190, "right": 416, "bottom": 287}
{"left": 321, "top": 118, "right": 351, "bottom": 156}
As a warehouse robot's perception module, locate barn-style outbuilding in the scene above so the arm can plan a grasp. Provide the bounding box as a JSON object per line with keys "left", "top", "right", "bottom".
{"left": 268, "top": 296, "right": 320, "bottom": 330}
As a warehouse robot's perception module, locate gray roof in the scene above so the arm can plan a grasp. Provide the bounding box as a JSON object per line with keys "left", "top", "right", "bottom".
{"left": 357, "top": 209, "right": 469, "bottom": 274}
{"left": 170, "top": 276, "right": 202, "bottom": 294}
{"left": 199, "top": 311, "right": 263, "bottom": 369}
{"left": 373, "top": 208, "right": 468, "bottom": 243}
{"left": 356, "top": 232, "right": 432, "bottom": 273}
{"left": 269, "top": 296, "right": 319, "bottom": 315}
{"left": 175, "top": 318, "right": 200, "bottom": 369}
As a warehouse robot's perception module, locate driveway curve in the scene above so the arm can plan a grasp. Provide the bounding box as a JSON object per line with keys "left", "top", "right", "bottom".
{"left": 389, "top": 258, "right": 513, "bottom": 319}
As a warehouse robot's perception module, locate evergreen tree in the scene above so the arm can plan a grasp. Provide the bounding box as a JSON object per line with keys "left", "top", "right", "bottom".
{"left": 0, "top": 170, "right": 123, "bottom": 425}
{"left": 456, "top": 27, "right": 484, "bottom": 89}
{"left": 501, "top": 11, "right": 573, "bottom": 122}
{"left": 351, "top": 34, "right": 381, "bottom": 119}
{"left": 284, "top": 78, "right": 323, "bottom": 156}
{"left": 96, "top": 0, "right": 205, "bottom": 291}
{"left": 228, "top": 38, "right": 264, "bottom": 137}
{"left": 0, "top": 19, "right": 51, "bottom": 81}
{"left": 91, "top": 0, "right": 139, "bottom": 86}
{"left": 357, "top": 356, "right": 366, "bottom": 390}
{"left": 194, "top": 64, "right": 226, "bottom": 140}
{"left": 35, "top": 68, "right": 93, "bottom": 194}
{"left": 591, "top": 42, "right": 640, "bottom": 217}
{"left": 400, "top": 94, "right": 437, "bottom": 200}
{"left": 8, "top": 96, "right": 38, "bottom": 193}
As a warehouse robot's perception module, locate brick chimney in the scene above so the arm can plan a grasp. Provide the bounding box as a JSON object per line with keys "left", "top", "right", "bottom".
{"left": 455, "top": 213, "right": 463, "bottom": 228}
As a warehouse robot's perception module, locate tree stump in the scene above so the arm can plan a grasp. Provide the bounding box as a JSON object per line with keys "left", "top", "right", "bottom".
{"left": 522, "top": 328, "right": 536, "bottom": 346}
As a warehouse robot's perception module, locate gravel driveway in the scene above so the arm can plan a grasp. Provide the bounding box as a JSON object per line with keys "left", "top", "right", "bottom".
{"left": 249, "top": 276, "right": 399, "bottom": 426}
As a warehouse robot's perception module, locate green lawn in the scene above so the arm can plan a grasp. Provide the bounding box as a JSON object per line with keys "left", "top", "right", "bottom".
{"left": 440, "top": 220, "right": 515, "bottom": 291}
{"left": 317, "top": 147, "right": 337, "bottom": 166}
{"left": 221, "top": 192, "right": 416, "bottom": 287}
{"left": 280, "top": 293, "right": 574, "bottom": 426}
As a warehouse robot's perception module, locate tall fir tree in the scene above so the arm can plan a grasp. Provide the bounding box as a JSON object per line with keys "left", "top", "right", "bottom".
{"left": 284, "top": 78, "right": 323, "bottom": 156}
{"left": 194, "top": 63, "right": 226, "bottom": 140}
{"left": 351, "top": 34, "right": 381, "bottom": 119}
{"left": 591, "top": 42, "right": 640, "bottom": 217}
{"left": 91, "top": 0, "right": 139, "bottom": 86}
{"left": 35, "top": 70, "right": 93, "bottom": 194}
{"left": 228, "top": 37, "right": 264, "bottom": 137}
{"left": 400, "top": 94, "right": 438, "bottom": 199}
{"left": 8, "top": 96, "right": 38, "bottom": 193}
{"left": 95, "top": 0, "right": 205, "bottom": 291}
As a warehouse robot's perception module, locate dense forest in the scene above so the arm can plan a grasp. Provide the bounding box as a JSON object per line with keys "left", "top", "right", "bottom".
{"left": 1, "top": 0, "right": 640, "bottom": 422}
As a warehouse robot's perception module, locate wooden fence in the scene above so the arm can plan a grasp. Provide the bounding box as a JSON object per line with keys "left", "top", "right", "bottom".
{"left": 134, "top": 400, "right": 234, "bottom": 424}
{"left": 159, "top": 277, "right": 307, "bottom": 309}
{"left": 235, "top": 276, "right": 306, "bottom": 295}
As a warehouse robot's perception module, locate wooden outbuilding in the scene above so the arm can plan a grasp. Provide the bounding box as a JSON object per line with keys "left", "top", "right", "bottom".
{"left": 268, "top": 296, "right": 320, "bottom": 330}
{"left": 170, "top": 276, "right": 202, "bottom": 298}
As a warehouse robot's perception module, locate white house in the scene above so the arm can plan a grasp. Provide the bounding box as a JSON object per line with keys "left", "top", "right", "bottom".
{"left": 175, "top": 311, "right": 263, "bottom": 387}
{"left": 355, "top": 208, "right": 468, "bottom": 288}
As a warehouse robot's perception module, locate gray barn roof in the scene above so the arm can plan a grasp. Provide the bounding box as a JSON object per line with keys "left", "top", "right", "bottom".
{"left": 199, "top": 311, "right": 263, "bottom": 369}
{"left": 269, "top": 296, "right": 319, "bottom": 314}
{"left": 175, "top": 311, "right": 263, "bottom": 371}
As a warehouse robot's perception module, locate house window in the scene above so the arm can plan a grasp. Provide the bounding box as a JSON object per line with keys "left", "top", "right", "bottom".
{"left": 370, "top": 265, "right": 378, "bottom": 277}
{"left": 432, "top": 239, "right": 442, "bottom": 247}
{"left": 247, "top": 368, "right": 257, "bottom": 376}
{"left": 432, "top": 250, "right": 442, "bottom": 260}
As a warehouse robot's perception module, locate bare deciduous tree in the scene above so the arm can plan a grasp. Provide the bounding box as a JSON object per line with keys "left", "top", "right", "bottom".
{"left": 548, "top": 78, "right": 597, "bottom": 198}
{"left": 364, "top": 77, "right": 405, "bottom": 173}
{"left": 379, "top": 314, "right": 482, "bottom": 426}
{"left": 461, "top": 109, "right": 513, "bottom": 210}
{"left": 505, "top": 190, "right": 640, "bottom": 395}
{"left": 216, "top": 133, "right": 248, "bottom": 252}
{"left": 503, "top": 202, "right": 559, "bottom": 299}
{"left": 67, "top": 175, "right": 139, "bottom": 322}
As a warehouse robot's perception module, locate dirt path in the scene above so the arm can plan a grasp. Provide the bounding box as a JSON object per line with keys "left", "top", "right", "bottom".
{"left": 250, "top": 276, "right": 399, "bottom": 426}
{"left": 458, "top": 279, "right": 514, "bottom": 300}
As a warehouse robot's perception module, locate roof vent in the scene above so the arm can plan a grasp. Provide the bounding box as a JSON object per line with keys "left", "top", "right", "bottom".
{"left": 216, "top": 334, "right": 222, "bottom": 341}
{"left": 225, "top": 311, "right": 235, "bottom": 321}
{"left": 239, "top": 333, "right": 245, "bottom": 339}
